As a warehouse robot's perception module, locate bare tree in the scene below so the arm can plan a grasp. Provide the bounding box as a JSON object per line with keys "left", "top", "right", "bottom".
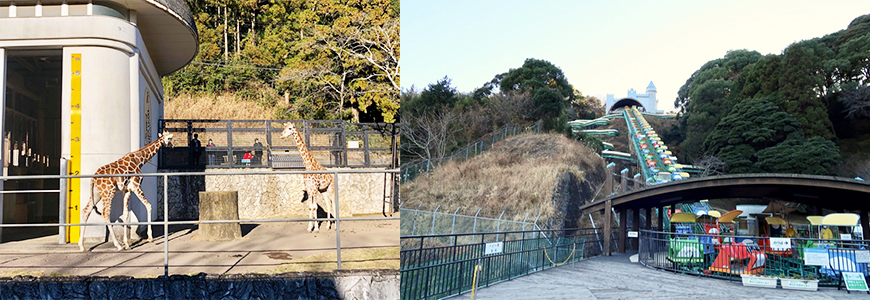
{"left": 401, "top": 109, "right": 461, "bottom": 162}
{"left": 842, "top": 85, "right": 870, "bottom": 120}
{"left": 694, "top": 155, "right": 727, "bottom": 176}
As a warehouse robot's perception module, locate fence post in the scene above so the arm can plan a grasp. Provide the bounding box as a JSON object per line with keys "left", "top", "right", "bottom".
{"left": 412, "top": 203, "right": 422, "bottom": 235}
{"left": 472, "top": 208, "right": 481, "bottom": 244}
{"left": 430, "top": 205, "right": 440, "bottom": 239}
{"left": 496, "top": 210, "right": 505, "bottom": 235}
{"left": 58, "top": 158, "right": 68, "bottom": 244}
{"left": 451, "top": 206, "right": 460, "bottom": 234}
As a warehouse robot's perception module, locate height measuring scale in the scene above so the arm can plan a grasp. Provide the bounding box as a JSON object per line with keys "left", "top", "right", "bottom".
{"left": 66, "top": 53, "right": 82, "bottom": 243}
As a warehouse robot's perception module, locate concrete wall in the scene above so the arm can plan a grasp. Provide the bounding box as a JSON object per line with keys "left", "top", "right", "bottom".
{"left": 0, "top": 270, "right": 399, "bottom": 300}
{"left": 156, "top": 168, "right": 393, "bottom": 221}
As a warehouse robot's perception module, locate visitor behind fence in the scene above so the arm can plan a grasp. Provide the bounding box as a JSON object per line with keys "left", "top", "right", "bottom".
{"left": 189, "top": 133, "right": 202, "bottom": 166}
{"left": 253, "top": 138, "right": 264, "bottom": 165}
{"left": 207, "top": 139, "right": 216, "bottom": 165}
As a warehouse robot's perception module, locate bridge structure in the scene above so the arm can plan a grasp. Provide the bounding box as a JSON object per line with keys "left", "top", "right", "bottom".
{"left": 580, "top": 173, "right": 870, "bottom": 255}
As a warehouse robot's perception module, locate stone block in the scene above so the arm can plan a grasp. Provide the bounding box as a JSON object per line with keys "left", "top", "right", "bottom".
{"left": 196, "top": 191, "right": 242, "bottom": 241}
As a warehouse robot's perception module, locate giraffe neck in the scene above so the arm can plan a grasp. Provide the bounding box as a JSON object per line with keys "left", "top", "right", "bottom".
{"left": 128, "top": 137, "right": 166, "bottom": 168}
{"left": 290, "top": 125, "right": 324, "bottom": 170}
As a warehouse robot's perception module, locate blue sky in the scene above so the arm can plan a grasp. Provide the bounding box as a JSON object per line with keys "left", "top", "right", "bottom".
{"left": 401, "top": 0, "right": 869, "bottom": 112}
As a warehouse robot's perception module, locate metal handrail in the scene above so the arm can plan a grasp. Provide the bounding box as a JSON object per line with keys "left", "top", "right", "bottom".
{"left": 0, "top": 168, "right": 399, "bottom": 277}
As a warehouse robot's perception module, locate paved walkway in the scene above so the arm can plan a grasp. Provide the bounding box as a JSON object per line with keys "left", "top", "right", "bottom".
{"left": 448, "top": 252, "right": 870, "bottom": 300}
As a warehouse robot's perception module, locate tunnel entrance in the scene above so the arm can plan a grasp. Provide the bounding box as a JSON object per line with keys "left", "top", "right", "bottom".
{"left": 610, "top": 98, "right": 645, "bottom": 113}
{"left": 3, "top": 49, "right": 62, "bottom": 242}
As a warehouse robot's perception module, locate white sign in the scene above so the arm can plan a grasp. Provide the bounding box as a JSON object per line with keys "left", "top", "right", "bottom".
{"left": 803, "top": 248, "right": 829, "bottom": 266}
{"left": 484, "top": 242, "right": 503, "bottom": 255}
{"left": 769, "top": 238, "right": 791, "bottom": 251}
{"left": 841, "top": 233, "right": 853, "bottom": 240}
{"left": 856, "top": 250, "right": 870, "bottom": 263}
{"left": 627, "top": 231, "right": 638, "bottom": 238}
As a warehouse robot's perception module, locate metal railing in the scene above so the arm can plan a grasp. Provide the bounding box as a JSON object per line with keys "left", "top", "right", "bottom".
{"left": 159, "top": 119, "right": 398, "bottom": 170}
{"left": 638, "top": 229, "right": 869, "bottom": 287}
{"left": 401, "top": 121, "right": 541, "bottom": 183}
{"left": 400, "top": 206, "right": 542, "bottom": 237}
{"left": 400, "top": 228, "right": 603, "bottom": 300}
{"left": 0, "top": 169, "right": 399, "bottom": 277}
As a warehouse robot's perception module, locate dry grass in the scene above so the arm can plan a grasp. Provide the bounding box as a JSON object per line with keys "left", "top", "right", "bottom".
{"left": 165, "top": 93, "right": 285, "bottom": 120}
{"left": 269, "top": 246, "right": 399, "bottom": 273}
{"left": 401, "top": 133, "right": 605, "bottom": 222}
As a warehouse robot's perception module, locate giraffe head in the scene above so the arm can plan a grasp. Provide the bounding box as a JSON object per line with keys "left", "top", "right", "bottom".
{"left": 281, "top": 122, "right": 298, "bottom": 139}
{"left": 158, "top": 132, "right": 174, "bottom": 147}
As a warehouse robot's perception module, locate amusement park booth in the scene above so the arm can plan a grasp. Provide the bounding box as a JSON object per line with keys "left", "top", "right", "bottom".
{"left": 0, "top": 0, "right": 197, "bottom": 243}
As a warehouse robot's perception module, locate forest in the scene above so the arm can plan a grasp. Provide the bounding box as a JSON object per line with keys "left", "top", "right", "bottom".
{"left": 162, "top": 0, "right": 399, "bottom": 123}
{"left": 666, "top": 14, "right": 870, "bottom": 177}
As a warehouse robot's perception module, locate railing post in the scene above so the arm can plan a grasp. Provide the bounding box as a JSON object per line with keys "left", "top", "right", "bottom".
{"left": 58, "top": 158, "right": 68, "bottom": 244}
{"left": 163, "top": 174, "right": 169, "bottom": 277}
{"left": 334, "top": 170, "right": 342, "bottom": 269}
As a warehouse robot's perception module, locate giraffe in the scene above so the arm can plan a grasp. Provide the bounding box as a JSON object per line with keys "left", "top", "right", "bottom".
{"left": 78, "top": 133, "right": 173, "bottom": 252}
{"left": 281, "top": 122, "right": 335, "bottom": 233}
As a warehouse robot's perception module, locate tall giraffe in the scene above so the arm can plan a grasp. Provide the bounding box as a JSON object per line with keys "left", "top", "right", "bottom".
{"left": 78, "top": 133, "right": 173, "bottom": 252}
{"left": 281, "top": 122, "right": 335, "bottom": 233}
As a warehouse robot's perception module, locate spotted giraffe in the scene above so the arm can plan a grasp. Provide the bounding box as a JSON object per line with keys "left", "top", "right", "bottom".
{"left": 281, "top": 122, "right": 335, "bottom": 233}
{"left": 78, "top": 133, "right": 173, "bottom": 252}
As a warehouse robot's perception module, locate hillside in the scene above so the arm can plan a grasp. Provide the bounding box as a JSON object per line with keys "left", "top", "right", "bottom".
{"left": 164, "top": 93, "right": 282, "bottom": 120}
{"left": 401, "top": 133, "right": 606, "bottom": 229}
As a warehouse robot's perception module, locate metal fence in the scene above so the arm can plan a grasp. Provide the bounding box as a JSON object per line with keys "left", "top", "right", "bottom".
{"left": 400, "top": 228, "right": 603, "bottom": 300}
{"left": 0, "top": 169, "right": 399, "bottom": 277}
{"left": 639, "top": 229, "right": 869, "bottom": 287}
{"left": 401, "top": 121, "right": 541, "bottom": 183}
{"left": 159, "top": 119, "right": 398, "bottom": 170}
{"left": 400, "top": 206, "right": 542, "bottom": 237}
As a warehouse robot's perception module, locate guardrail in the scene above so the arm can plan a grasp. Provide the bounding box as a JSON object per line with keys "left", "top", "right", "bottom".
{"left": 0, "top": 169, "right": 399, "bottom": 277}
{"left": 400, "top": 228, "right": 602, "bottom": 300}
{"left": 638, "top": 229, "right": 869, "bottom": 287}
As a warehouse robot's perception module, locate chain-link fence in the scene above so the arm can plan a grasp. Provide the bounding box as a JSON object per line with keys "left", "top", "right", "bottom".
{"left": 401, "top": 121, "right": 542, "bottom": 183}
{"left": 400, "top": 206, "right": 541, "bottom": 237}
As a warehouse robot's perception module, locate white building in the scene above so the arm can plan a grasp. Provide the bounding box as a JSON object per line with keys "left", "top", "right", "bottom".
{"left": 606, "top": 81, "right": 663, "bottom": 114}
{"left": 0, "top": 0, "right": 197, "bottom": 243}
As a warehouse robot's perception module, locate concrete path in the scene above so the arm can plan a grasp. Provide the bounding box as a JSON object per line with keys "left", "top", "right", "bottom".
{"left": 0, "top": 218, "right": 398, "bottom": 277}
{"left": 447, "top": 252, "right": 870, "bottom": 300}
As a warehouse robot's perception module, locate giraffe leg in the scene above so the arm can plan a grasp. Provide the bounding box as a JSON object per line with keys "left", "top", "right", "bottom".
{"left": 120, "top": 190, "right": 132, "bottom": 250}
{"left": 100, "top": 189, "right": 124, "bottom": 251}
{"left": 131, "top": 177, "right": 153, "bottom": 242}
{"left": 305, "top": 179, "right": 318, "bottom": 233}
{"left": 78, "top": 186, "right": 98, "bottom": 252}
{"left": 323, "top": 185, "right": 335, "bottom": 230}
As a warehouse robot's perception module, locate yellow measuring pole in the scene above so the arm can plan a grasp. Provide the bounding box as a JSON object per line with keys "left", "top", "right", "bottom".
{"left": 67, "top": 53, "right": 82, "bottom": 243}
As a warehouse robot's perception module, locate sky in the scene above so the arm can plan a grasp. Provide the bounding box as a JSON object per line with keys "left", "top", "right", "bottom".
{"left": 401, "top": 0, "right": 870, "bottom": 113}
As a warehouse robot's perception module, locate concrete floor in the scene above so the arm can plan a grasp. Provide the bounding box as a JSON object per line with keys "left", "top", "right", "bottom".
{"left": 0, "top": 218, "right": 399, "bottom": 277}
{"left": 447, "top": 252, "right": 870, "bottom": 300}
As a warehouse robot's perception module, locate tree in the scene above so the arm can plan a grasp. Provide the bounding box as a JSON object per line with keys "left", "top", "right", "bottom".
{"left": 497, "top": 58, "right": 575, "bottom": 131}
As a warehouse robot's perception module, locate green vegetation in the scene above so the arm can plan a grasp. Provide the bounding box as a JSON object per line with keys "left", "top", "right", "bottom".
{"left": 163, "top": 0, "right": 399, "bottom": 122}
{"left": 673, "top": 14, "right": 870, "bottom": 176}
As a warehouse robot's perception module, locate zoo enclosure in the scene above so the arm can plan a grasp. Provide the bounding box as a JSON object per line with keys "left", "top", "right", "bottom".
{"left": 0, "top": 169, "right": 399, "bottom": 277}
{"left": 400, "top": 228, "right": 603, "bottom": 300}
{"left": 159, "top": 119, "right": 399, "bottom": 170}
